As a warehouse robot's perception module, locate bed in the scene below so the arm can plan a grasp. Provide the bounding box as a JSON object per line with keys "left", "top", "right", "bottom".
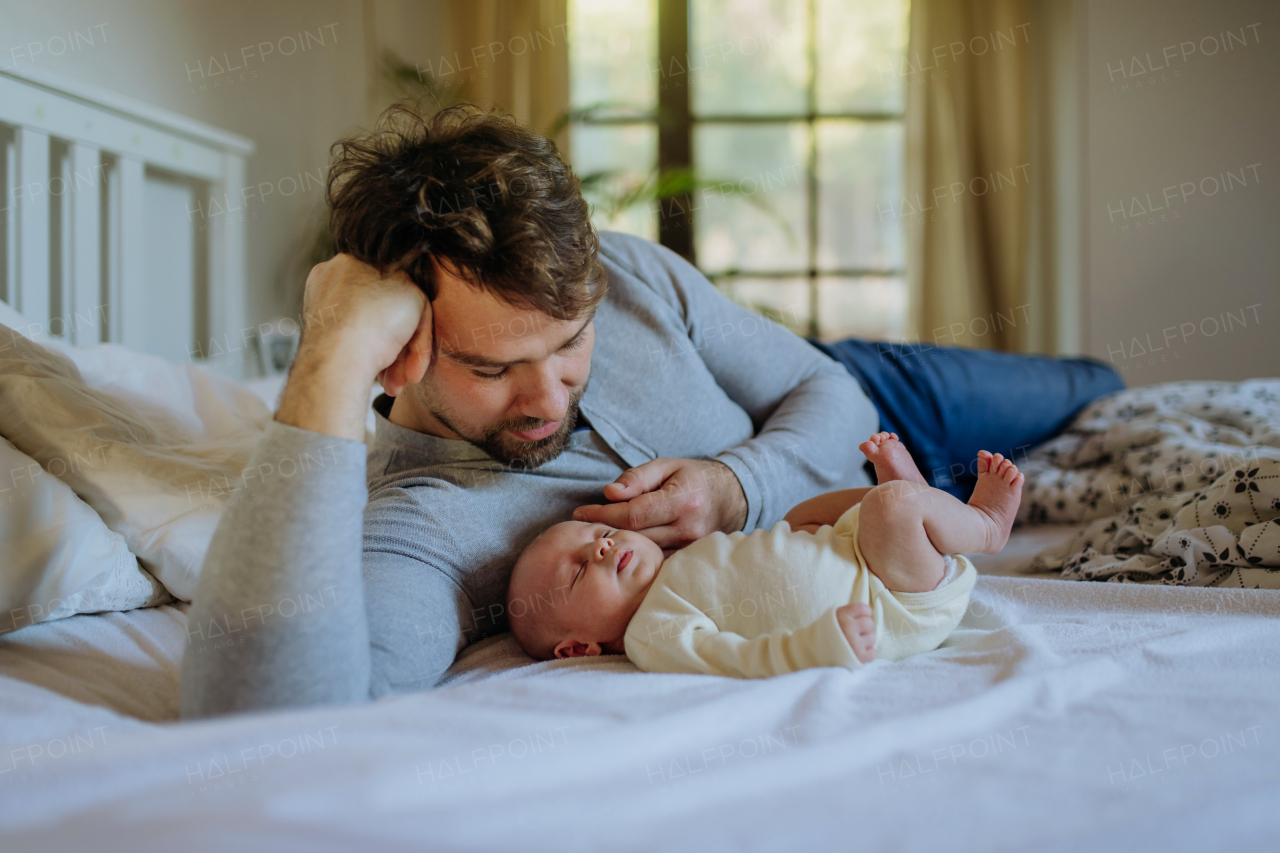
{"left": 3, "top": 536, "right": 1279, "bottom": 852}
{"left": 2, "top": 68, "right": 1280, "bottom": 853}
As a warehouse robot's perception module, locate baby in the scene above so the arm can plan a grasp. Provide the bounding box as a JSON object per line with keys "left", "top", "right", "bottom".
{"left": 505, "top": 433, "right": 1024, "bottom": 677}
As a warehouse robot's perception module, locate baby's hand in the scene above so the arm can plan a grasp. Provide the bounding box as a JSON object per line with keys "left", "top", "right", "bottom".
{"left": 836, "top": 602, "right": 876, "bottom": 663}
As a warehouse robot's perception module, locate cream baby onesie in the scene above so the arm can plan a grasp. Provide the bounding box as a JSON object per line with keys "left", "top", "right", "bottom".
{"left": 624, "top": 504, "right": 976, "bottom": 677}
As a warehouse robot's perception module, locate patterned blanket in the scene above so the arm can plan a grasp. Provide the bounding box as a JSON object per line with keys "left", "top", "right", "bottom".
{"left": 1016, "top": 380, "right": 1280, "bottom": 587}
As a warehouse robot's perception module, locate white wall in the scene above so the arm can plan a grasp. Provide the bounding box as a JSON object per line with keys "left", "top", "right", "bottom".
{"left": 1084, "top": 0, "right": 1279, "bottom": 385}
{"left": 0, "top": 0, "right": 450, "bottom": 359}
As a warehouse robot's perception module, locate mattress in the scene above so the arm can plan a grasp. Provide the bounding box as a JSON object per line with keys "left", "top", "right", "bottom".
{"left": 2, "top": 525, "right": 1278, "bottom": 852}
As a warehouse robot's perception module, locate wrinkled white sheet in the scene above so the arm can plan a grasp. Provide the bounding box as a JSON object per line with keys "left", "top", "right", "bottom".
{"left": 2, "top": 535, "right": 1278, "bottom": 852}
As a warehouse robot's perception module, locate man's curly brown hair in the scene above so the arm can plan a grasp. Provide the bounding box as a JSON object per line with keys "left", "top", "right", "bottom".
{"left": 326, "top": 102, "right": 606, "bottom": 319}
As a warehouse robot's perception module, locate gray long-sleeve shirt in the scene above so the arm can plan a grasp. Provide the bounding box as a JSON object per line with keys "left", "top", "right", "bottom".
{"left": 181, "top": 231, "right": 877, "bottom": 717}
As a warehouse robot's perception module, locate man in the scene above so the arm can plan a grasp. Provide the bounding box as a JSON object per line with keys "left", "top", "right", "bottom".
{"left": 181, "top": 105, "right": 1119, "bottom": 718}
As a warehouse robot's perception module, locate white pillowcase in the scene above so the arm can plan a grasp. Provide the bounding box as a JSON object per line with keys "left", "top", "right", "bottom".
{"left": 0, "top": 300, "right": 46, "bottom": 343}
{"left": 41, "top": 338, "right": 272, "bottom": 449}
{"left": 0, "top": 325, "right": 272, "bottom": 601}
{"left": 0, "top": 435, "right": 168, "bottom": 634}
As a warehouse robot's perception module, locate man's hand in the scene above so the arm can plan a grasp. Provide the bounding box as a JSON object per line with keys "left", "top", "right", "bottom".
{"left": 276, "top": 254, "right": 433, "bottom": 442}
{"left": 572, "top": 458, "right": 748, "bottom": 553}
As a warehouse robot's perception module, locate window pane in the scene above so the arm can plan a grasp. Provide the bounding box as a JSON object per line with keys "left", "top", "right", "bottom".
{"left": 690, "top": 0, "right": 807, "bottom": 116}
{"left": 717, "top": 276, "right": 810, "bottom": 335}
{"left": 569, "top": 0, "right": 658, "bottom": 115}
{"left": 816, "top": 0, "right": 909, "bottom": 113}
{"left": 694, "top": 123, "right": 808, "bottom": 273}
{"left": 816, "top": 120, "right": 903, "bottom": 270}
{"left": 571, "top": 123, "right": 658, "bottom": 241}
{"left": 816, "top": 276, "right": 906, "bottom": 341}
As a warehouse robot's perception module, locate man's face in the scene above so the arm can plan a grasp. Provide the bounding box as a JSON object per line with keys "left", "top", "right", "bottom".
{"left": 391, "top": 260, "right": 595, "bottom": 468}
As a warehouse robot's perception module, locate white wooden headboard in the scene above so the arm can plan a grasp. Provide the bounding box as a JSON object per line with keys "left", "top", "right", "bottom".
{"left": 0, "top": 65, "right": 254, "bottom": 376}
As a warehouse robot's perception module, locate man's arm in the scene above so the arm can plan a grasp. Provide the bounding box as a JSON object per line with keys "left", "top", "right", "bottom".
{"left": 576, "top": 234, "right": 877, "bottom": 542}
{"left": 671, "top": 267, "right": 876, "bottom": 529}
{"left": 181, "top": 255, "right": 435, "bottom": 717}
{"left": 181, "top": 423, "right": 373, "bottom": 715}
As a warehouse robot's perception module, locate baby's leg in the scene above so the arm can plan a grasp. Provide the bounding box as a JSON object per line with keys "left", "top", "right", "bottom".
{"left": 857, "top": 453, "right": 1024, "bottom": 593}
{"left": 860, "top": 432, "right": 927, "bottom": 485}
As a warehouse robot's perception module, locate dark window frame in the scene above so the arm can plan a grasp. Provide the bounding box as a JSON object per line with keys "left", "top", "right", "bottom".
{"left": 574, "top": 0, "right": 907, "bottom": 338}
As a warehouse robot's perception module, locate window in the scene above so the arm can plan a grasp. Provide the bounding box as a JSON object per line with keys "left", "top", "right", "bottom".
{"left": 568, "top": 0, "right": 909, "bottom": 340}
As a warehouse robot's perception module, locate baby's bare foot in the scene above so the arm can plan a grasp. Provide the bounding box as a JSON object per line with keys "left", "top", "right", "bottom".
{"left": 837, "top": 602, "right": 877, "bottom": 664}
{"left": 968, "top": 451, "right": 1025, "bottom": 554}
{"left": 859, "top": 432, "right": 928, "bottom": 486}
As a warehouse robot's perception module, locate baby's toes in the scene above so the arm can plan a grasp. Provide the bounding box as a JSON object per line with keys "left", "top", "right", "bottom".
{"left": 977, "top": 450, "right": 993, "bottom": 473}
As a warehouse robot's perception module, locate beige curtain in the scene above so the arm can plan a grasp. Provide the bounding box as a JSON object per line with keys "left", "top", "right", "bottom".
{"left": 905, "top": 0, "right": 1031, "bottom": 351}
{"left": 361, "top": 1, "right": 569, "bottom": 148}
{"left": 449, "top": 0, "right": 571, "bottom": 151}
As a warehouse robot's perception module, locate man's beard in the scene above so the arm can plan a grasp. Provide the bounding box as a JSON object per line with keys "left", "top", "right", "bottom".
{"left": 421, "top": 377, "right": 589, "bottom": 470}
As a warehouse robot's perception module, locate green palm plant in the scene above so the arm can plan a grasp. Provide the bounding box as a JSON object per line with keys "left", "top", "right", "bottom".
{"left": 548, "top": 100, "right": 795, "bottom": 247}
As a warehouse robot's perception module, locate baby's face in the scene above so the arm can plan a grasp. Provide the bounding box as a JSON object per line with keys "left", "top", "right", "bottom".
{"left": 512, "top": 521, "right": 665, "bottom": 656}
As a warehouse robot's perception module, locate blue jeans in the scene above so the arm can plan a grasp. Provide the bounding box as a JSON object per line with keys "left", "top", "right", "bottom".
{"left": 809, "top": 338, "right": 1124, "bottom": 500}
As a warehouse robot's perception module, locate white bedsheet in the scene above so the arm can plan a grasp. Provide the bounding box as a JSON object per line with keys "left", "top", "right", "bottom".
{"left": 964, "top": 524, "right": 1080, "bottom": 577}
{"left": 2, "top": 529, "right": 1279, "bottom": 852}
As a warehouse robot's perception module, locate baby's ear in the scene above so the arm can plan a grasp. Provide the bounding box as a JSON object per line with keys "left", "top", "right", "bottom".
{"left": 554, "top": 639, "right": 603, "bottom": 659}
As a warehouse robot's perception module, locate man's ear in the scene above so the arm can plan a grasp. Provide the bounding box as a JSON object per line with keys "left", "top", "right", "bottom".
{"left": 554, "top": 639, "right": 603, "bottom": 659}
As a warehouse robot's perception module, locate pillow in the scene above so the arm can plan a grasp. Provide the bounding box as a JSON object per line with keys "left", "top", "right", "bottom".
{"left": 0, "top": 325, "right": 271, "bottom": 601}
{"left": 0, "top": 435, "right": 168, "bottom": 634}
{"left": 40, "top": 338, "right": 272, "bottom": 448}
{"left": 0, "top": 300, "right": 45, "bottom": 342}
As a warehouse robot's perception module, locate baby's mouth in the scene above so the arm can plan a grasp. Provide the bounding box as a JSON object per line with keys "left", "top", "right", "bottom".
{"left": 616, "top": 550, "right": 633, "bottom": 574}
